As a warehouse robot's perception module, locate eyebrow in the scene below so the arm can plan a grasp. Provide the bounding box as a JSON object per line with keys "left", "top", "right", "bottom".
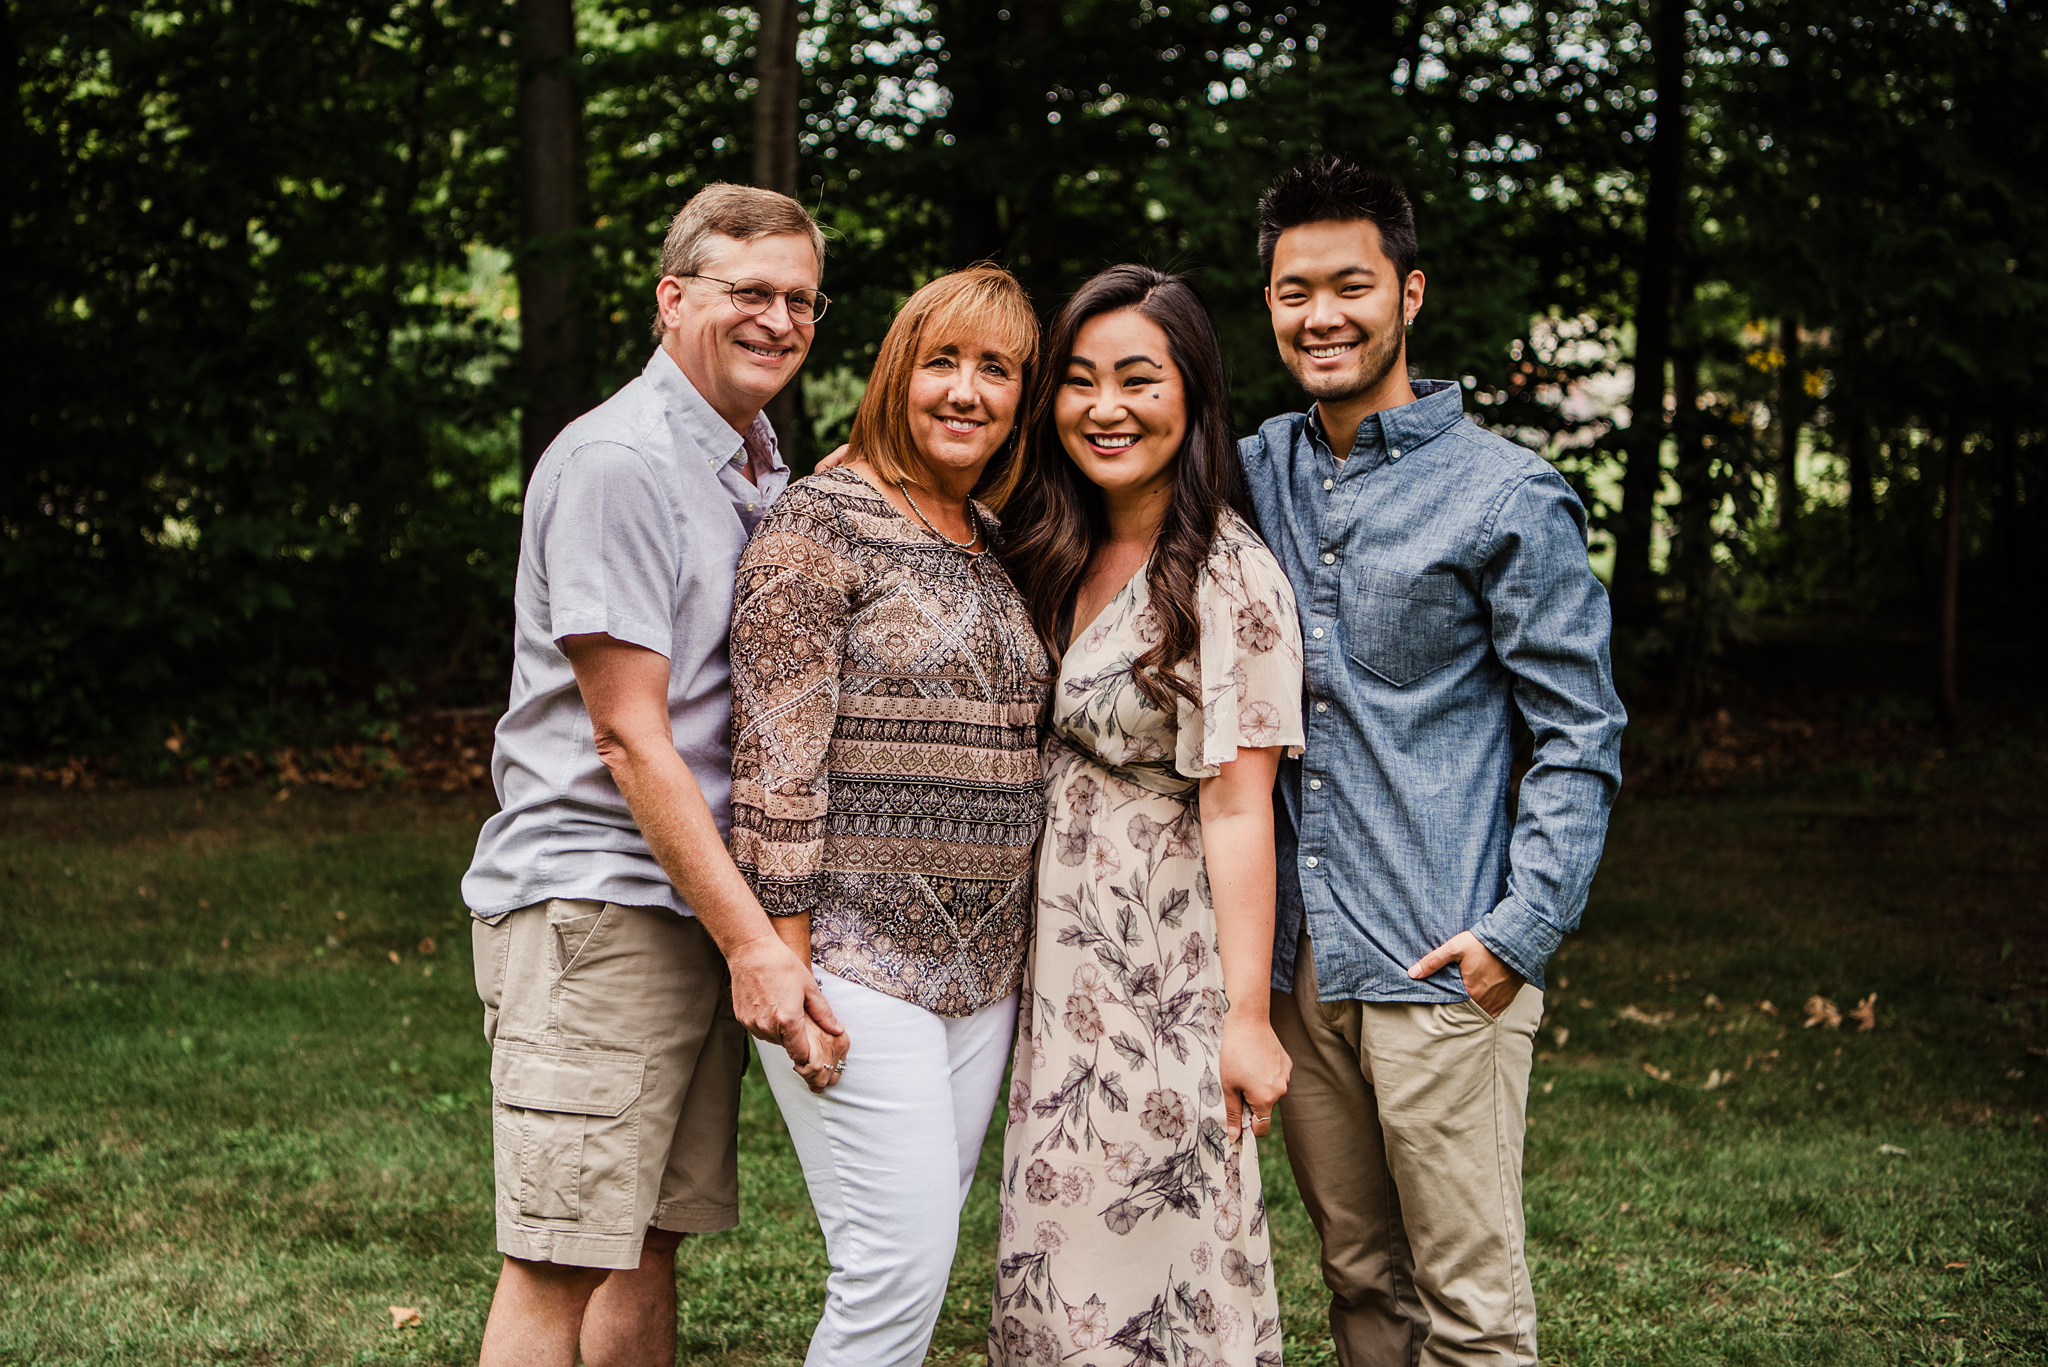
{"left": 1067, "top": 354, "right": 1165, "bottom": 370}
{"left": 1273, "top": 265, "right": 1377, "bottom": 287}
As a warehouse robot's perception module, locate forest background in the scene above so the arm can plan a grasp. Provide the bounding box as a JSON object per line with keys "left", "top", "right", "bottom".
{"left": 7, "top": 0, "right": 2046, "bottom": 773}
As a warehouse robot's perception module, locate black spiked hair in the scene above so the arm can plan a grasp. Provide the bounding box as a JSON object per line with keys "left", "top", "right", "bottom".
{"left": 1256, "top": 155, "right": 1418, "bottom": 283}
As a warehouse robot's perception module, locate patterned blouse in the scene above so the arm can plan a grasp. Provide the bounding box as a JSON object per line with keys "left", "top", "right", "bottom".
{"left": 729, "top": 467, "right": 1052, "bottom": 1017}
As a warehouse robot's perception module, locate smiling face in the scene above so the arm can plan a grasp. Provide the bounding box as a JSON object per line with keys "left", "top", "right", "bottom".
{"left": 903, "top": 334, "right": 1025, "bottom": 486}
{"left": 656, "top": 231, "right": 819, "bottom": 430}
{"left": 1265, "top": 218, "right": 1424, "bottom": 406}
{"left": 1054, "top": 308, "right": 1187, "bottom": 507}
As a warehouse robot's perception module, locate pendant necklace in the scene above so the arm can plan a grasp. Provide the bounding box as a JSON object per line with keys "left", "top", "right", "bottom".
{"left": 897, "top": 478, "right": 980, "bottom": 551}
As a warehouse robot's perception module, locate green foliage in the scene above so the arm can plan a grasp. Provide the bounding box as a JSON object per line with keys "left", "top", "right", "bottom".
{"left": 7, "top": 1, "right": 2044, "bottom": 759}
{"left": 6, "top": 0, "right": 524, "bottom": 759}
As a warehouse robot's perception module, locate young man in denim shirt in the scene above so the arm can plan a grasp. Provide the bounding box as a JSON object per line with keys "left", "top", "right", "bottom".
{"left": 1241, "top": 157, "right": 1627, "bottom": 1365}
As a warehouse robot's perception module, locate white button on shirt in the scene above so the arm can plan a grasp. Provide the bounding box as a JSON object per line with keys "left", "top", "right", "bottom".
{"left": 1322, "top": 552, "right": 1336, "bottom": 564}
{"left": 1311, "top": 627, "right": 1324, "bottom": 639}
{"left": 1323, "top": 478, "right": 1334, "bottom": 490}
{"left": 1309, "top": 778, "right": 1322, "bottom": 790}
{"left": 1305, "top": 856, "right": 1319, "bottom": 868}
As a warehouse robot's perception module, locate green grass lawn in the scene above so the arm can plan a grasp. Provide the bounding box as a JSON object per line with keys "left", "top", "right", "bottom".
{"left": 2, "top": 759, "right": 2044, "bottom": 1365}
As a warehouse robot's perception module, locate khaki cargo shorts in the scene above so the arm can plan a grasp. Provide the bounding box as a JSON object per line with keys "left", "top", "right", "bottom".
{"left": 474, "top": 898, "right": 748, "bottom": 1270}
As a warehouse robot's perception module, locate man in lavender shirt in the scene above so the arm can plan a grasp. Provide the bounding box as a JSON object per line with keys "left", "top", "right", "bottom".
{"left": 463, "top": 184, "right": 848, "bottom": 1367}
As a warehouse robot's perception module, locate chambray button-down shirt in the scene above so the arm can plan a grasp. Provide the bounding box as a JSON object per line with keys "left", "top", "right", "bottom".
{"left": 1241, "top": 379, "right": 1625, "bottom": 1003}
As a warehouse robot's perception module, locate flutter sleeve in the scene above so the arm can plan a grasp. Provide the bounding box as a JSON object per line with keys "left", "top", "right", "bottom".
{"left": 1174, "top": 515, "right": 1308, "bottom": 779}
{"left": 728, "top": 483, "right": 859, "bottom": 916}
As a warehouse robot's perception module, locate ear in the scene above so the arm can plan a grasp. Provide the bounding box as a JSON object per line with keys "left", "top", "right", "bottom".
{"left": 655, "top": 275, "right": 688, "bottom": 334}
{"left": 1402, "top": 270, "right": 1427, "bottom": 327}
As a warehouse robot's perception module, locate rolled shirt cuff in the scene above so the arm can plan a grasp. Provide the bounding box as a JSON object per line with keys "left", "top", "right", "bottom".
{"left": 1472, "top": 893, "right": 1563, "bottom": 989}
{"left": 750, "top": 873, "right": 821, "bottom": 919}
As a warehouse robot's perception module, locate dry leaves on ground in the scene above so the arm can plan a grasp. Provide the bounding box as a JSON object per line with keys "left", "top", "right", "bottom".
{"left": 1803, "top": 995, "right": 1843, "bottom": 1029}
{"left": 1619, "top": 1004, "right": 1676, "bottom": 1026}
{"left": 1848, "top": 993, "right": 1878, "bottom": 1031}
{"left": 388, "top": 1306, "right": 423, "bottom": 1328}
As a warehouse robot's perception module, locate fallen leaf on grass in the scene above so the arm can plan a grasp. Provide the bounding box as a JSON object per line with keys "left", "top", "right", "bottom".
{"left": 1641, "top": 1062, "right": 1672, "bottom": 1082}
{"left": 387, "top": 950, "right": 402, "bottom": 964}
{"left": 389, "top": 1306, "right": 423, "bottom": 1328}
{"left": 1848, "top": 993, "right": 1877, "bottom": 1032}
{"left": 1878, "top": 1143, "right": 1909, "bottom": 1156}
{"left": 1826, "top": 1261, "right": 1863, "bottom": 1280}
{"left": 1619, "top": 1005, "right": 1675, "bottom": 1026}
{"left": 417, "top": 937, "right": 437, "bottom": 955}
{"left": 1704, "top": 993, "right": 1723, "bottom": 1010}
{"left": 1703, "top": 1069, "right": 1724, "bottom": 1090}
{"left": 1757, "top": 1000, "right": 1778, "bottom": 1016}
{"left": 1803, "top": 996, "right": 1842, "bottom": 1030}
{"left": 1943, "top": 1261, "right": 1968, "bottom": 1270}
{"left": 1551, "top": 1026, "right": 1570, "bottom": 1048}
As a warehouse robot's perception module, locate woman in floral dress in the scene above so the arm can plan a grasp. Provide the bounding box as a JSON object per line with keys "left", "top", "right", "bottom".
{"left": 990, "top": 266, "right": 1305, "bottom": 1367}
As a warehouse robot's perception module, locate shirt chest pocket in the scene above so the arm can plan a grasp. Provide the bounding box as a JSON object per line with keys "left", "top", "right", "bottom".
{"left": 1341, "top": 566, "right": 1460, "bottom": 687}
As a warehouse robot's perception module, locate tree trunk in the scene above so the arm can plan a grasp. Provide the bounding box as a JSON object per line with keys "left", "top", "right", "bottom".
{"left": 1610, "top": 0, "right": 1687, "bottom": 630}
{"left": 1937, "top": 403, "right": 1966, "bottom": 726}
{"left": 939, "top": 0, "right": 1004, "bottom": 268}
{"left": 1014, "top": 0, "right": 1065, "bottom": 313}
{"left": 1668, "top": 342, "right": 1714, "bottom": 713}
{"left": 516, "top": 0, "right": 586, "bottom": 484}
{"left": 1846, "top": 418, "right": 1874, "bottom": 582}
{"left": 1991, "top": 411, "right": 2017, "bottom": 599}
{"left": 754, "top": 0, "right": 807, "bottom": 467}
{"left": 1775, "top": 314, "right": 1800, "bottom": 537}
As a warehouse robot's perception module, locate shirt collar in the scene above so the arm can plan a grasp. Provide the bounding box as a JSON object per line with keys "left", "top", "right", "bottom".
{"left": 1306, "top": 378, "right": 1467, "bottom": 464}
{"left": 642, "top": 347, "right": 790, "bottom": 478}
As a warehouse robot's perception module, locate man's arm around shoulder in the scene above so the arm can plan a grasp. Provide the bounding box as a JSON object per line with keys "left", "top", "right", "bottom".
{"left": 562, "top": 633, "right": 845, "bottom": 1080}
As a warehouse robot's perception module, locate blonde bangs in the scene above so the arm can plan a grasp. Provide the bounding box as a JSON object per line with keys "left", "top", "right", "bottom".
{"left": 848, "top": 266, "right": 1040, "bottom": 493}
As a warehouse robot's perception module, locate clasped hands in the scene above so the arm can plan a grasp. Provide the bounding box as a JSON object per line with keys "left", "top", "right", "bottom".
{"left": 728, "top": 937, "right": 849, "bottom": 1094}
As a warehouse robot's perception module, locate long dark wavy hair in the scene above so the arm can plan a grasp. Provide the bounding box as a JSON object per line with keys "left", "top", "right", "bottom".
{"left": 999, "top": 265, "right": 1251, "bottom": 713}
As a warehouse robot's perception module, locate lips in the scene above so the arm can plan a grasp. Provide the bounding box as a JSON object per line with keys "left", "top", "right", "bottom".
{"left": 935, "top": 415, "right": 986, "bottom": 434}
{"left": 1084, "top": 432, "right": 1140, "bottom": 453}
{"left": 1302, "top": 341, "right": 1358, "bottom": 361}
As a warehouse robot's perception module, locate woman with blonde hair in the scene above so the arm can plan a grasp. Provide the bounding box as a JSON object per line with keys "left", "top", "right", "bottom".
{"left": 728, "top": 265, "right": 1050, "bottom": 1367}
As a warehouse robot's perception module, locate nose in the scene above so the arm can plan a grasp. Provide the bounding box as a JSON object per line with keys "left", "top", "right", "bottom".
{"left": 1087, "top": 388, "right": 1128, "bottom": 425}
{"left": 755, "top": 291, "right": 795, "bottom": 334}
{"left": 1304, "top": 288, "right": 1346, "bottom": 333}
{"left": 946, "top": 366, "right": 985, "bottom": 410}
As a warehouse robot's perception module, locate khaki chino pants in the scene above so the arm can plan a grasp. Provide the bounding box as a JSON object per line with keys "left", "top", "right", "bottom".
{"left": 1273, "top": 932, "right": 1543, "bottom": 1366}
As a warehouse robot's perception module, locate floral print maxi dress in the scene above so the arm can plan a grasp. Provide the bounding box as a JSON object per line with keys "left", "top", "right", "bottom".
{"left": 992, "top": 512, "right": 1305, "bottom": 1367}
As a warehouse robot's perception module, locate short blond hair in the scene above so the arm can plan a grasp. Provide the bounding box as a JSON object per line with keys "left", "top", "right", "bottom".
{"left": 650, "top": 184, "right": 826, "bottom": 339}
{"left": 846, "top": 266, "right": 1041, "bottom": 508}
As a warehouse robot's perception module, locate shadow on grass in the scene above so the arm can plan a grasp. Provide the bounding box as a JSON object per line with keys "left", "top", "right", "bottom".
{"left": 1, "top": 763, "right": 2043, "bottom": 1364}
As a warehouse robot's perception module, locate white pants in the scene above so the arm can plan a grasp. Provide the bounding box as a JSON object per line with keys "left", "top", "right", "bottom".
{"left": 759, "top": 971, "right": 1017, "bottom": 1367}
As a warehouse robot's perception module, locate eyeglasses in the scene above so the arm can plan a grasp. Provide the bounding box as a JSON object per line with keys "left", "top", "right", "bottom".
{"left": 677, "top": 273, "right": 831, "bottom": 323}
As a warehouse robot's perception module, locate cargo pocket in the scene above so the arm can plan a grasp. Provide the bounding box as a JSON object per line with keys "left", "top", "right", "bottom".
{"left": 491, "top": 1042, "right": 645, "bottom": 1229}
{"left": 1341, "top": 567, "right": 1459, "bottom": 687}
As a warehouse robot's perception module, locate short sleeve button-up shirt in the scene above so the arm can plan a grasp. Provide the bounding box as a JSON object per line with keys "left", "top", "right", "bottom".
{"left": 463, "top": 348, "right": 790, "bottom": 920}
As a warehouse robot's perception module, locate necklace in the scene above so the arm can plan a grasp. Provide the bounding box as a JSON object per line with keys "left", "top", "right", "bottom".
{"left": 896, "top": 478, "right": 980, "bottom": 550}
